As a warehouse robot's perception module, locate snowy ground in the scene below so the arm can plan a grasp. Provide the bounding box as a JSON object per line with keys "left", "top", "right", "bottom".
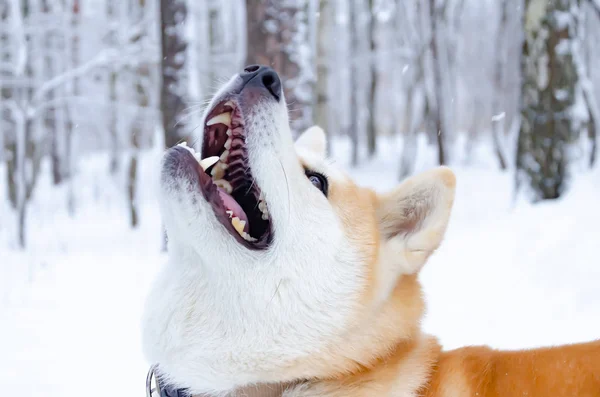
{"left": 1, "top": 136, "right": 599, "bottom": 396}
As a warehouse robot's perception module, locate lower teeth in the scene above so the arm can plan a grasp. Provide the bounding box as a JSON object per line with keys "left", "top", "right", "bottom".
{"left": 178, "top": 141, "right": 265, "bottom": 243}
{"left": 215, "top": 179, "right": 232, "bottom": 194}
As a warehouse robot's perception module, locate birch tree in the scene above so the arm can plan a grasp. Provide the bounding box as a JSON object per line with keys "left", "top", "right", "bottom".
{"left": 517, "top": 0, "right": 582, "bottom": 200}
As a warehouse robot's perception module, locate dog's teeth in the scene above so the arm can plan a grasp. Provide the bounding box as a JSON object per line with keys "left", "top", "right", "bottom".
{"left": 199, "top": 156, "right": 219, "bottom": 171}
{"left": 215, "top": 179, "right": 232, "bottom": 194}
{"left": 242, "top": 232, "right": 257, "bottom": 242}
{"left": 231, "top": 217, "right": 246, "bottom": 236}
{"left": 220, "top": 150, "right": 230, "bottom": 162}
{"left": 206, "top": 112, "right": 231, "bottom": 127}
{"left": 226, "top": 129, "right": 232, "bottom": 137}
{"left": 211, "top": 165, "right": 225, "bottom": 180}
{"left": 224, "top": 100, "right": 234, "bottom": 108}
{"left": 226, "top": 210, "right": 233, "bottom": 218}
{"left": 258, "top": 199, "right": 270, "bottom": 218}
{"left": 224, "top": 138, "right": 232, "bottom": 150}
{"left": 177, "top": 141, "right": 188, "bottom": 147}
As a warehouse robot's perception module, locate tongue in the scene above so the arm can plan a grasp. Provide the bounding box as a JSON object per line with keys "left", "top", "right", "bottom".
{"left": 217, "top": 187, "right": 249, "bottom": 231}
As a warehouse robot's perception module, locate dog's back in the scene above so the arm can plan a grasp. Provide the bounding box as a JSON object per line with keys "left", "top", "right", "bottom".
{"left": 423, "top": 340, "right": 600, "bottom": 397}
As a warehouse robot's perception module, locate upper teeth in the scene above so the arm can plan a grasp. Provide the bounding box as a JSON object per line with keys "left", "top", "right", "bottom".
{"left": 207, "top": 112, "right": 231, "bottom": 127}
{"left": 211, "top": 164, "right": 226, "bottom": 180}
{"left": 258, "top": 199, "right": 269, "bottom": 220}
{"left": 220, "top": 150, "right": 230, "bottom": 162}
{"left": 200, "top": 156, "right": 219, "bottom": 171}
{"left": 177, "top": 118, "right": 268, "bottom": 244}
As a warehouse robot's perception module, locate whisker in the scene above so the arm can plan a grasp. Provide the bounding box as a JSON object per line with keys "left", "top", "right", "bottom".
{"left": 276, "top": 156, "right": 291, "bottom": 227}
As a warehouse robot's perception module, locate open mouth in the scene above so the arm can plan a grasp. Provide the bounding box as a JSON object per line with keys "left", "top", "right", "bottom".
{"left": 178, "top": 99, "right": 272, "bottom": 250}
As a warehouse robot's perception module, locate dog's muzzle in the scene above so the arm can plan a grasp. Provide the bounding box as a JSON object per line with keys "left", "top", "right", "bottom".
{"left": 146, "top": 365, "right": 188, "bottom": 397}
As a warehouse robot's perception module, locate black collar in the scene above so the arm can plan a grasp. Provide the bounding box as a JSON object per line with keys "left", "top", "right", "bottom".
{"left": 146, "top": 365, "right": 189, "bottom": 397}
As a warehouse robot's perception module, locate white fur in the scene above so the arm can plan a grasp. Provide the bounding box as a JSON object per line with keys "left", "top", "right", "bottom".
{"left": 142, "top": 73, "right": 455, "bottom": 396}
{"left": 143, "top": 75, "right": 364, "bottom": 395}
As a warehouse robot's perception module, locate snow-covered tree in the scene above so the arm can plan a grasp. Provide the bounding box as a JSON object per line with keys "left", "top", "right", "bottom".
{"left": 516, "top": 0, "right": 585, "bottom": 201}
{"left": 160, "top": 0, "right": 189, "bottom": 148}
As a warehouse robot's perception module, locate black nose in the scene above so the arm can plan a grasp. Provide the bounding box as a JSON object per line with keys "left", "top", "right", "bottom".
{"left": 240, "top": 65, "right": 281, "bottom": 101}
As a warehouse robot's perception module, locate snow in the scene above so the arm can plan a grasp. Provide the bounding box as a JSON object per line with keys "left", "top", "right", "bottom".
{"left": 2, "top": 138, "right": 600, "bottom": 396}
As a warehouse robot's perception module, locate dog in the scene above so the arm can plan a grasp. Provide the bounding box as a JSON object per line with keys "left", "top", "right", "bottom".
{"left": 142, "top": 65, "right": 600, "bottom": 397}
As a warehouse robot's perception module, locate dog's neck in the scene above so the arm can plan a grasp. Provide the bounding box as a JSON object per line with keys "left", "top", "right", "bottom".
{"left": 194, "top": 384, "right": 288, "bottom": 397}
{"left": 195, "top": 334, "right": 441, "bottom": 397}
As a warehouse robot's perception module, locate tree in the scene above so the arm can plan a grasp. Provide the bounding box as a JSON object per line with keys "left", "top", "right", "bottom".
{"left": 490, "top": 0, "right": 510, "bottom": 170}
{"left": 516, "top": 0, "right": 582, "bottom": 201}
{"left": 160, "top": 0, "right": 189, "bottom": 148}
{"left": 245, "top": 0, "right": 316, "bottom": 134}
{"left": 366, "top": 0, "right": 377, "bottom": 158}
{"left": 314, "top": 0, "right": 330, "bottom": 153}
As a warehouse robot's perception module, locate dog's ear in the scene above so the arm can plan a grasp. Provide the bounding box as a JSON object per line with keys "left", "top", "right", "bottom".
{"left": 295, "top": 126, "right": 327, "bottom": 158}
{"left": 376, "top": 167, "right": 456, "bottom": 275}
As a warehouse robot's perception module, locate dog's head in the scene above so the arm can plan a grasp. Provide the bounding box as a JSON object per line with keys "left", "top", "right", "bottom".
{"left": 143, "top": 66, "right": 456, "bottom": 395}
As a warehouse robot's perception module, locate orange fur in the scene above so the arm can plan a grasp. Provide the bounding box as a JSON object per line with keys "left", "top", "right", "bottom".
{"left": 202, "top": 156, "right": 598, "bottom": 397}
{"left": 285, "top": 167, "right": 598, "bottom": 397}
{"left": 422, "top": 340, "right": 600, "bottom": 397}
{"left": 272, "top": 162, "right": 600, "bottom": 397}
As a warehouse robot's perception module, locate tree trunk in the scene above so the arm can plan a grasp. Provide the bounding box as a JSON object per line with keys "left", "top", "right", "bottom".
{"left": 245, "top": 0, "right": 315, "bottom": 134}
{"left": 128, "top": 138, "right": 139, "bottom": 228}
{"left": 517, "top": 0, "right": 579, "bottom": 201}
{"left": 399, "top": 85, "right": 417, "bottom": 179}
{"left": 315, "top": 0, "right": 330, "bottom": 154}
{"left": 429, "top": 0, "right": 448, "bottom": 165}
{"left": 491, "top": 0, "right": 509, "bottom": 170}
{"left": 109, "top": 71, "right": 120, "bottom": 173}
{"left": 349, "top": 0, "right": 360, "bottom": 166}
{"left": 366, "top": 0, "right": 377, "bottom": 158}
{"left": 160, "top": 0, "right": 188, "bottom": 148}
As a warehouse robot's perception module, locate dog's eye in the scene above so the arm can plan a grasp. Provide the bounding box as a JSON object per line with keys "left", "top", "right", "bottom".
{"left": 305, "top": 171, "right": 328, "bottom": 196}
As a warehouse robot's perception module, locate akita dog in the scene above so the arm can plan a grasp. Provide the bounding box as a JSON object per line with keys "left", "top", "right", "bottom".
{"left": 142, "top": 66, "right": 600, "bottom": 397}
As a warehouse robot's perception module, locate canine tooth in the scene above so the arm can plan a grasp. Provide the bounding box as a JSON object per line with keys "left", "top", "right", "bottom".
{"left": 215, "top": 179, "right": 232, "bottom": 193}
{"left": 226, "top": 129, "right": 232, "bottom": 137}
{"left": 207, "top": 112, "right": 231, "bottom": 127}
{"left": 177, "top": 141, "right": 188, "bottom": 147}
{"left": 224, "top": 100, "right": 234, "bottom": 108}
{"left": 262, "top": 213, "right": 269, "bottom": 220}
{"left": 258, "top": 201, "right": 266, "bottom": 212}
{"left": 224, "top": 138, "right": 232, "bottom": 150}
{"left": 231, "top": 217, "right": 246, "bottom": 235}
{"left": 211, "top": 165, "right": 225, "bottom": 180}
{"left": 226, "top": 210, "right": 233, "bottom": 218}
{"left": 220, "top": 150, "right": 230, "bottom": 161}
{"left": 199, "top": 156, "right": 219, "bottom": 171}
